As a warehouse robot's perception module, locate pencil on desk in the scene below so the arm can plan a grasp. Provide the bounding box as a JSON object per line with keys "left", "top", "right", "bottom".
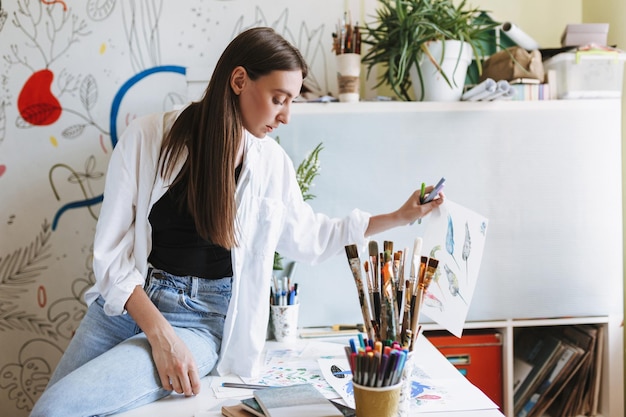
{"left": 221, "top": 382, "right": 275, "bottom": 390}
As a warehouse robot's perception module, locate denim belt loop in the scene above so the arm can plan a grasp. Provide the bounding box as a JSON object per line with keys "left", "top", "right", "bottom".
{"left": 144, "top": 267, "right": 153, "bottom": 290}
{"left": 190, "top": 276, "right": 199, "bottom": 298}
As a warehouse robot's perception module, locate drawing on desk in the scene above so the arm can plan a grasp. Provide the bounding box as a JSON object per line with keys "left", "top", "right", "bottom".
{"left": 319, "top": 358, "right": 353, "bottom": 403}
{"left": 242, "top": 346, "right": 339, "bottom": 398}
{"left": 320, "top": 357, "right": 450, "bottom": 411}
{"left": 421, "top": 200, "right": 489, "bottom": 337}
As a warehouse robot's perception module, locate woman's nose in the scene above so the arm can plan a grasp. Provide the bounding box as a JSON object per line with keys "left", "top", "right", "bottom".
{"left": 278, "top": 107, "right": 290, "bottom": 125}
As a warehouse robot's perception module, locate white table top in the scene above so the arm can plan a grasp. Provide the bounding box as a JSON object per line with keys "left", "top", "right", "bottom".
{"left": 115, "top": 336, "right": 505, "bottom": 417}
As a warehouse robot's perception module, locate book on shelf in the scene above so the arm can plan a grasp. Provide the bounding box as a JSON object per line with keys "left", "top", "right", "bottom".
{"left": 516, "top": 340, "right": 586, "bottom": 417}
{"left": 508, "top": 83, "right": 552, "bottom": 101}
{"left": 547, "top": 324, "right": 603, "bottom": 417}
{"left": 252, "top": 384, "right": 344, "bottom": 417}
{"left": 513, "top": 329, "right": 565, "bottom": 415}
{"left": 508, "top": 77, "right": 542, "bottom": 85}
{"left": 589, "top": 325, "right": 604, "bottom": 416}
{"left": 513, "top": 324, "right": 603, "bottom": 417}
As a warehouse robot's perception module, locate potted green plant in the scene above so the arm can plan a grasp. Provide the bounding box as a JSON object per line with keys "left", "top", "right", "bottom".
{"left": 360, "top": 0, "right": 499, "bottom": 101}
{"left": 273, "top": 141, "right": 324, "bottom": 272}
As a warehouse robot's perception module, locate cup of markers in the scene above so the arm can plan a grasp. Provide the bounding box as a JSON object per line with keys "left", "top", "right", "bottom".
{"left": 270, "top": 276, "right": 299, "bottom": 342}
{"left": 345, "top": 336, "right": 406, "bottom": 417}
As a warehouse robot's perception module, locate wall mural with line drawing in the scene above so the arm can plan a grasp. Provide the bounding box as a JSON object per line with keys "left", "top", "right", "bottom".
{"left": 0, "top": 0, "right": 366, "bottom": 414}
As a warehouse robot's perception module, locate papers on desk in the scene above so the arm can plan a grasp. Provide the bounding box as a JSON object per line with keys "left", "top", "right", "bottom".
{"left": 211, "top": 339, "right": 499, "bottom": 415}
{"left": 212, "top": 341, "right": 346, "bottom": 400}
{"left": 320, "top": 358, "right": 498, "bottom": 413}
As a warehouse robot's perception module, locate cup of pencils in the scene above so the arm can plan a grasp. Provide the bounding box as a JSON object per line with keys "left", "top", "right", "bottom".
{"left": 345, "top": 338, "right": 405, "bottom": 417}
{"left": 333, "top": 12, "right": 361, "bottom": 102}
{"left": 270, "top": 275, "right": 299, "bottom": 342}
{"left": 270, "top": 304, "right": 299, "bottom": 342}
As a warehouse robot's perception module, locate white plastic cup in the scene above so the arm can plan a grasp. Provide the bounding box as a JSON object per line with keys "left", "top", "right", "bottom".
{"left": 336, "top": 53, "right": 361, "bottom": 102}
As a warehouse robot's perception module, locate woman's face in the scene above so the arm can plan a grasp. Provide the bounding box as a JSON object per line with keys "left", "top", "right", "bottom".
{"left": 236, "top": 69, "right": 303, "bottom": 138}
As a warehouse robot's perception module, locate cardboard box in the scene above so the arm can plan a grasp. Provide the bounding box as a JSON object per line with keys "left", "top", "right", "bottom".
{"left": 543, "top": 50, "right": 626, "bottom": 99}
{"left": 426, "top": 330, "right": 503, "bottom": 410}
{"left": 561, "top": 23, "right": 609, "bottom": 47}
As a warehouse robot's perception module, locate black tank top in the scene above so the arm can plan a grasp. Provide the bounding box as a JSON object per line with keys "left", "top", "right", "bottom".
{"left": 147, "top": 165, "right": 242, "bottom": 279}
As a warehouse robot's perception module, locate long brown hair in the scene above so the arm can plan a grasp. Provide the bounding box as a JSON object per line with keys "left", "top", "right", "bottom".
{"left": 158, "top": 27, "right": 308, "bottom": 249}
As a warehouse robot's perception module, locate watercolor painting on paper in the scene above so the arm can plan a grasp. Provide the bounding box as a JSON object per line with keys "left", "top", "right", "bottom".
{"left": 421, "top": 200, "right": 489, "bottom": 337}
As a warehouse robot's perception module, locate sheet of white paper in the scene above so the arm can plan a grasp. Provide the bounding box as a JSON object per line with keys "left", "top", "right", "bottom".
{"left": 318, "top": 357, "right": 354, "bottom": 407}
{"left": 241, "top": 340, "right": 345, "bottom": 399}
{"left": 209, "top": 375, "right": 252, "bottom": 399}
{"left": 420, "top": 200, "right": 489, "bottom": 337}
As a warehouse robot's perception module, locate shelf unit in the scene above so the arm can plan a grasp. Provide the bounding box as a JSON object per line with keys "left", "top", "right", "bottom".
{"left": 422, "top": 316, "right": 613, "bottom": 417}
{"left": 281, "top": 100, "right": 623, "bottom": 417}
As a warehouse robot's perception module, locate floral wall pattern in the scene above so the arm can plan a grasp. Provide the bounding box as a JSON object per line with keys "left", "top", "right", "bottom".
{"left": 0, "top": 0, "right": 360, "bottom": 414}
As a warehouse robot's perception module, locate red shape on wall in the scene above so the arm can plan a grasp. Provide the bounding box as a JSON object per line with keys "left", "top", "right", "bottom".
{"left": 37, "top": 285, "right": 47, "bottom": 308}
{"left": 17, "top": 69, "right": 62, "bottom": 126}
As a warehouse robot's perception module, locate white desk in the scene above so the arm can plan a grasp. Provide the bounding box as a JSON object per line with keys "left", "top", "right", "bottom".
{"left": 115, "top": 336, "right": 504, "bottom": 417}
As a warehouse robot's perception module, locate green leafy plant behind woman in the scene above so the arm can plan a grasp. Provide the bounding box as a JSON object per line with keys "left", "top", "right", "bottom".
{"left": 273, "top": 141, "right": 324, "bottom": 270}
{"left": 360, "top": 0, "right": 498, "bottom": 101}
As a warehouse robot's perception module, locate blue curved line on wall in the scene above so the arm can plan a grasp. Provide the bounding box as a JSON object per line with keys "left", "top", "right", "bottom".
{"left": 52, "top": 65, "right": 187, "bottom": 230}
{"left": 109, "top": 65, "right": 186, "bottom": 148}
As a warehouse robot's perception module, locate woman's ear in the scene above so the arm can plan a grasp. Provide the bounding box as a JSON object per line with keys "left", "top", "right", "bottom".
{"left": 230, "top": 66, "right": 247, "bottom": 95}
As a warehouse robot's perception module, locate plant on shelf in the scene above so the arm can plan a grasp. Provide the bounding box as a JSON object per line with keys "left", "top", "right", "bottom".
{"left": 360, "top": 0, "right": 499, "bottom": 101}
{"left": 273, "top": 141, "right": 324, "bottom": 271}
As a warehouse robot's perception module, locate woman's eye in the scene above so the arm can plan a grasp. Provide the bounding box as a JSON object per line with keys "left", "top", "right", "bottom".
{"left": 273, "top": 97, "right": 285, "bottom": 105}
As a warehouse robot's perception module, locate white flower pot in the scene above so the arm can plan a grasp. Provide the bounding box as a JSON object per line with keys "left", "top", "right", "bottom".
{"left": 410, "top": 40, "right": 472, "bottom": 101}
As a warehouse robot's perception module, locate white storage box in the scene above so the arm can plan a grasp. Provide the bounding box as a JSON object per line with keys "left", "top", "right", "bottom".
{"left": 560, "top": 23, "right": 609, "bottom": 47}
{"left": 543, "top": 51, "right": 626, "bottom": 99}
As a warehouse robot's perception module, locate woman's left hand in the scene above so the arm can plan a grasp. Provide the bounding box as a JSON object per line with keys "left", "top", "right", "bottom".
{"left": 399, "top": 185, "right": 445, "bottom": 225}
{"left": 365, "top": 186, "right": 445, "bottom": 237}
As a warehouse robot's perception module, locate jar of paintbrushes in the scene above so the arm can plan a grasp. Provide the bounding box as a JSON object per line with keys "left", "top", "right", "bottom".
{"left": 344, "top": 237, "right": 439, "bottom": 416}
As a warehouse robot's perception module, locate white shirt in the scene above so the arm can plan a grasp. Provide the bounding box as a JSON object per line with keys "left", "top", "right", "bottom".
{"left": 86, "top": 110, "right": 371, "bottom": 377}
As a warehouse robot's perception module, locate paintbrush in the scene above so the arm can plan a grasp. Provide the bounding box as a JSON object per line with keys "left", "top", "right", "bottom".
{"left": 393, "top": 251, "right": 402, "bottom": 313}
{"left": 399, "top": 279, "right": 411, "bottom": 346}
{"left": 409, "top": 255, "right": 428, "bottom": 351}
{"left": 363, "top": 260, "right": 381, "bottom": 339}
{"left": 381, "top": 249, "right": 398, "bottom": 342}
{"left": 364, "top": 260, "right": 374, "bottom": 316}
{"left": 344, "top": 244, "right": 376, "bottom": 341}
{"left": 368, "top": 240, "right": 381, "bottom": 329}
{"left": 383, "top": 241, "right": 398, "bottom": 316}
{"left": 406, "top": 238, "right": 422, "bottom": 343}
{"left": 423, "top": 257, "right": 439, "bottom": 295}
{"left": 410, "top": 257, "right": 439, "bottom": 351}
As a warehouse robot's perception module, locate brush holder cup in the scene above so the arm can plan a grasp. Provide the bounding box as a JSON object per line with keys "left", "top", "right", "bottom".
{"left": 336, "top": 53, "right": 361, "bottom": 102}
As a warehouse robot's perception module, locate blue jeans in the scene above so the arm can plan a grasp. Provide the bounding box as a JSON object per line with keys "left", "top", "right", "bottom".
{"left": 30, "top": 269, "right": 232, "bottom": 417}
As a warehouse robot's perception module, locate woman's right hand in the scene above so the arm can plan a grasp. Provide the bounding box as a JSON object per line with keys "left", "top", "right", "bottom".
{"left": 125, "top": 285, "right": 201, "bottom": 396}
{"left": 149, "top": 326, "right": 201, "bottom": 396}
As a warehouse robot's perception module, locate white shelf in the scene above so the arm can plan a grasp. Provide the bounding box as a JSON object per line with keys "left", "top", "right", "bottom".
{"left": 422, "top": 316, "right": 610, "bottom": 332}
{"left": 290, "top": 98, "right": 621, "bottom": 114}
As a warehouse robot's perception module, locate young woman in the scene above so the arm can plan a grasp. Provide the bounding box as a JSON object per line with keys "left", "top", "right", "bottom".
{"left": 30, "top": 27, "right": 444, "bottom": 416}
